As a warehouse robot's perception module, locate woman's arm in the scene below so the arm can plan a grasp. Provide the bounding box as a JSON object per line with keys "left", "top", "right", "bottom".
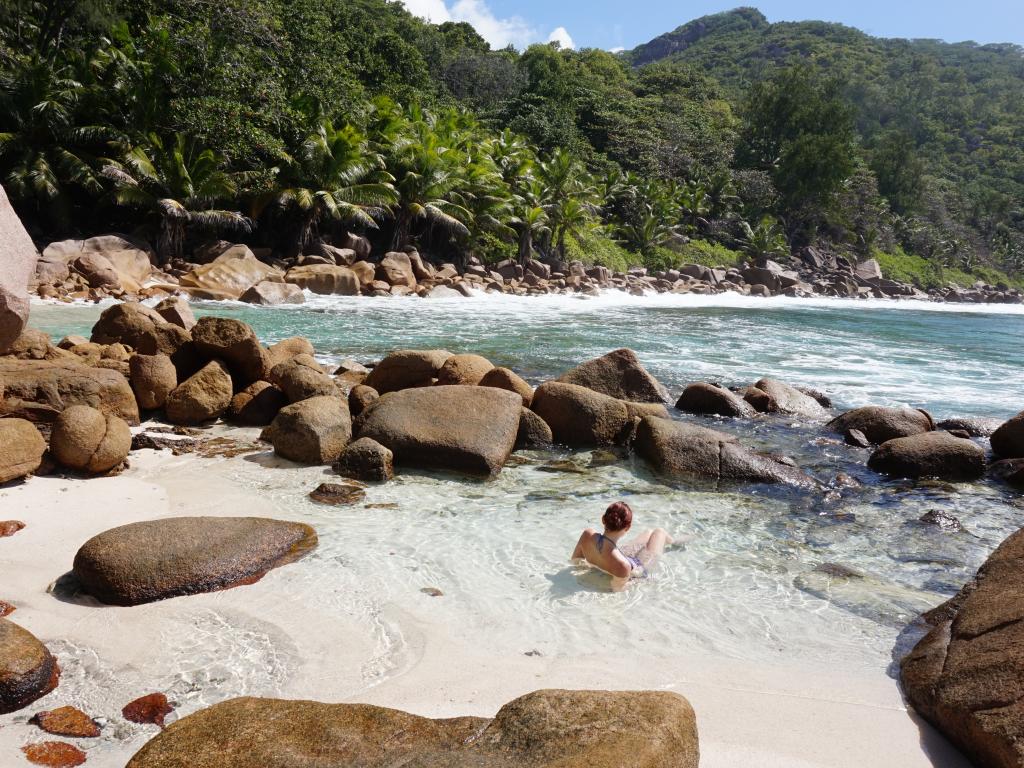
{"left": 570, "top": 530, "right": 588, "bottom": 561}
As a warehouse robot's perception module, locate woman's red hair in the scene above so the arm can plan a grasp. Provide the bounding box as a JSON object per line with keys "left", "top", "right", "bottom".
{"left": 602, "top": 501, "right": 633, "bottom": 532}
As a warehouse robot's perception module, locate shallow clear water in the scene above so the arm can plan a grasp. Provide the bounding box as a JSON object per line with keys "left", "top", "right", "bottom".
{"left": 28, "top": 294, "right": 1024, "bottom": 676}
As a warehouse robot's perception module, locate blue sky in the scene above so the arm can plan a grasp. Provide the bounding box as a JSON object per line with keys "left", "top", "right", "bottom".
{"left": 399, "top": 1, "right": 1024, "bottom": 51}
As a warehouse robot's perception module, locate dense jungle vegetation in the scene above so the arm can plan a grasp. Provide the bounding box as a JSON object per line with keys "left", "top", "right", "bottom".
{"left": 2, "top": 2, "right": 1022, "bottom": 286}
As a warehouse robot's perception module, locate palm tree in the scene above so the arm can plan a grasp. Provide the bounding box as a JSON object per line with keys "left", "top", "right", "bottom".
{"left": 0, "top": 58, "right": 105, "bottom": 228}
{"left": 618, "top": 204, "right": 680, "bottom": 256}
{"left": 678, "top": 179, "right": 711, "bottom": 235}
{"left": 738, "top": 216, "right": 789, "bottom": 266}
{"left": 509, "top": 178, "right": 550, "bottom": 265}
{"left": 102, "top": 133, "right": 252, "bottom": 262}
{"left": 273, "top": 119, "right": 397, "bottom": 255}
{"left": 539, "top": 148, "right": 597, "bottom": 258}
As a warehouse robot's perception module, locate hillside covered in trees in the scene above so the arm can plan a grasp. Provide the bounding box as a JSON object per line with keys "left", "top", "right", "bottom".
{"left": 2, "top": 1, "right": 1023, "bottom": 287}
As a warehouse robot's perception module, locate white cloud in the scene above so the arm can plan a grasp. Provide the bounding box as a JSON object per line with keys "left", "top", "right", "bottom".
{"left": 548, "top": 26, "right": 576, "bottom": 50}
{"left": 399, "top": 0, "right": 535, "bottom": 49}
{"left": 609, "top": 46, "right": 625, "bottom": 53}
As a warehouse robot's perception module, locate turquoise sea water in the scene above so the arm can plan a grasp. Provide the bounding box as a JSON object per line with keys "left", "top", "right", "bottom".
{"left": 26, "top": 293, "right": 1024, "bottom": 674}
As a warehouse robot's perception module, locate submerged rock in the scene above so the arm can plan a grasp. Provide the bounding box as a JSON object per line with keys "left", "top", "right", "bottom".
{"left": 0, "top": 418, "right": 46, "bottom": 484}
{"left": 901, "top": 527, "right": 1024, "bottom": 768}
{"left": 333, "top": 438, "right": 393, "bottom": 482}
{"left": 73, "top": 517, "right": 317, "bottom": 605}
{"left": 123, "top": 693, "right": 175, "bottom": 727}
{"left": 0, "top": 618, "right": 60, "bottom": 713}
{"left": 125, "top": 689, "right": 699, "bottom": 768}
{"left": 309, "top": 482, "right": 367, "bottom": 506}
{"left": 828, "top": 406, "right": 934, "bottom": 444}
{"left": 556, "top": 348, "right": 669, "bottom": 403}
{"left": 936, "top": 416, "right": 1003, "bottom": 438}
{"left": 918, "top": 510, "right": 964, "bottom": 533}
{"left": 50, "top": 405, "right": 132, "bottom": 474}
{"left": 20, "top": 742, "right": 85, "bottom": 768}
{"left": 356, "top": 385, "right": 521, "bottom": 476}
{"left": 31, "top": 706, "right": 101, "bottom": 738}
{"left": 990, "top": 458, "right": 1024, "bottom": 489}
{"left": 794, "top": 565, "right": 937, "bottom": 628}
{"left": 868, "top": 432, "right": 985, "bottom": 481}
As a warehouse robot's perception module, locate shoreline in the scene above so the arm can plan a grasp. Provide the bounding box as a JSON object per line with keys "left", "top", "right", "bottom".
{"left": 0, "top": 437, "right": 972, "bottom": 768}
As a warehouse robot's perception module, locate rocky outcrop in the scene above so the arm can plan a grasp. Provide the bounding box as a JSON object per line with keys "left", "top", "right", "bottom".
{"left": 356, "top": 386, "right": 521, "bottom": 475}
{"left": 264, "top": 396, "right": 351, "bottom": 464}
{"left": 164, "top": 360, "right": 234, "bottom": 425}
{"left": 828, "top": 406, "right": 934, "bottom": 444}
{"left": 0, "top": 186, "right": 38, "bottom": 352}
{"left": 530, "top": 382, "right": 633, "bottom": 447}
{"left": 991, "top": 412, "right": 1024, "bottom": 459}
{"left": 240, "top": 281, "right": 305, "bottom": 305}
{"left": 634, "top": 415, "right": 815, "bottom": 487}
{"left": 556, "top": 348, "right": 669, "bottom": 403}
{"left": 0, "top": 418, "right": 46, "bottom": 484}
{"left": 0, "top": 359, "right": 140, "bottom": 424}
{"left": 126, "top": 689, "right": 699, "bottom": 768}
{"left": 479, "top": 367, "right": 533, "bottom": 406}
{"left": 73, "top": 517, "right": 317, "bottom": 605}
{"left": 50, "top": 405, "right": 132, "bottom": 473}
{"left": 752, "top": 378, "right": 829, "bottom": 418}
{"left": 285, "top": 265, "right": 359, "bottom": 295}
{"left": 334, "top": 437, "right": 394, "bottom": 482}
{"left": 676, "top": 382, "right": 756, "bottom": 418}
{"left": 435, "top": 353, "right": 493, "bottom": 386}
{"left": 129, "top": 354, "right": 177, "bottom": 410}
{"left": 868, "top": 432, "right": 986, "bottom": 481}
{"left": 901, "top": 527, "right": 1024, "bottom": 768}
{"left": 228, "top": 381, "right": 286, "bottom": 426}
{"left": 178, "top": 246, "right": 282, "bottom": 300}
{"left": 364, "top": 349, "right": 452, "bottom": 394}
{"left": 192, "top": 317, "right": 269, "bottom": 388}
{"left": 0, "top": 618, "right": 59, "bottom": 714}
{"left": 90, "top": 302, "right": 195, "bottom": 374}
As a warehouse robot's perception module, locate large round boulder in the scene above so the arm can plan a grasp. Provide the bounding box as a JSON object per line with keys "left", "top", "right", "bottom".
{"left": 73, "top": 251, "right": 120, "bottom": 289}
{"left": 284, "top": 265, "right": 359, "bottom": 296}
{"left": 240, "top": 281, "right": 305, "bottom": 306}
{"left": 334, "top": 437, "right": 394, "bottom": 482}
{"left": 676, "top": 382, "right": 755, "bottom": 418}
{"left": 634, "top": 415, "right": 815, "bottom": 487}
{"left": 267, "top": 337, "right": 316, "bottom": 369}
{"left": 827, "top": 406, "right": 934, "bottom": 444}
{"left": 269, "top": 355, "right": 337, "bottom": 403}
{"left": 228, "top": 381, "right": 286, "bottom": 426}
{"left": 356, "top": 386, "right": 521, "bottom": 476}
{"left": 363, "top": 349, "right": 452, "bottom": 394}
{"left": 164, "top": 360, "right": 234, "bottom": 425}
{"left": 264, "top": 396, "right": 351, "bottom": 464}
{"left": 348, "top": 384, "right": 379, "bottom": 418}
{"left": 0, "top": 618, "right": 59, "bottom": 714}
{"left": 516, "top": 408, "right": 553, "bottom": 449}
{"left": 0, "top": 186, "right": 38, "bottom": 352}
{"left": 991, "top": 411, "right": 1024, "bottom": 459}
{"left": 868, "top": 432, "right": 985, "bottom": 481}
{"left": 556, "top": 348, "right": 669, "bottom": 403}
{"left": 90, "top": 302, "right": 193, "bottom": 362}
{"left": 125, "top": 689, "right": 698, "bottom": 768}
{"left": 479, "top": 367, "right": 533, "bottom": 407}
{"left": 376, "top": 252, "right": 417, "bottom": 288}
{"left": 901, "top": 527, "right": 1024, "bottom": 768}
{"left": 51, "top": 405, "right": 132, "bottom": 473}
{"left": 192, "top": 317, "right": 269, "bottom": 387}
{"left": 73, "top": 517, "right": 317, "bottom": 606}
{"left": 752, "top": 378, "right": 829, "bottom": 418}
{"left": 178, "top": 246, "right": 283, "bottom": 300}
{"left": 0, "top": 418, "right": 46, "bottom": 484}
{"left": 435, "top": 353, "right": 493, "bottom": 386}
{"left": 0, "top": 359, "right": 140, "bottom": 424}
{"left": 129, "top": 353, "right": 177, "bottom": 410}
{"left": 530, "top": 382, "right": 632, "bottom": 447}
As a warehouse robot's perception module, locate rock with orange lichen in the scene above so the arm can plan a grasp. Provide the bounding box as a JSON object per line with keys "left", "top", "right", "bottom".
{"left": 0, "top": 618, "right": 60, "bottom": 714}
{"left": 31, "top": 706, "right": 101, "bottom": 738}
{"left": 123, "top": 693, "right": 174, "bottom": 727}
{"left": 21, "top": 741, "right": 86, "bottom": 767}
{"left": 73, "top": 517, "right": 318, "bottom": 605}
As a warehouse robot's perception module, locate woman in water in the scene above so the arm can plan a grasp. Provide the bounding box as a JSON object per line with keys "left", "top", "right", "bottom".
{"left": 571, "top": 501, "right": 674, "bottom": 591}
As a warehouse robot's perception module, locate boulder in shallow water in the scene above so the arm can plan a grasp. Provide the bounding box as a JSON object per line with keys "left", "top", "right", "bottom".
{"left": 73, "top": 516, "right": 317, "bottom": 605}
{"left": 435, "top": 353, "right": 493, "bottom": 386}
{"left": 0, "top": 359, "right": 140, "bottom": 424}
{"left": 51, "top": 405, "right": 131, "bottom": 473}
{"left": 868, "top": 431, "right": 985, "bottom": 481}
{"left": 285, "top": 265, "right": 359, "bottom": 296}
{"left": 0, "top": 618, "right": 59, "bottom": 713}
{"left": 240, "top": 281, "right": 305, "bottom": 306}
{"left": 479, "top": 367, "right": 533, "bottom": 407}
{"left": 0, "top": 418, "right": 45, "bottom": 484}
{"left": 333, "top": 437, "right": 393, "bottom": 482}
{"left": 936, "top": 416, "right": 1003, "bottom": 438}
{"left": 991, "top": 458, "right": 1024, "bottom": 489}
{"left": 827, "top": 406, "right": 934, "bottom": 444}
{"left": 676, "top": 382, "right": 755, "bottom": 418}
{"left": 308, "top": 482, "right": 366, "bottom": 506}
{"left": 752, "top": 378, "right": 829, "bottom": 418}
{"left": 530, "top": 382, "right": 632, "bottom": 447}
{"left": 356, "top": 385, "right": 521, "bottom": 476}
{"left": 129, "top": 353, "right": 177, "bottom": 410}
{"left": 634, "top": 414, "right": 815, "bottom": 487}
{"left": 125, "top": 689, "right": 699, "bottom": 768}
{"left": 991, "top": 411, "right": 1024, "bottom": 459}
{"left": 264, "top": 396, "right": 351, "bottom": 464}
{"left": 228, "top": 381, "right": 286, "bottom": 426}
{"left": 165, "top": 360, "right": 233, "bottom": 425}
{"left": 516, "top": 407, "right": 553, "bottom": 449}
{"left": 556, "top": 348, "right": 669, "bottom": 403}
{"left": 363, "top": 349, "right": 452, "bottom": 394}
{"left": 901, "top": 527, "right": 1024, "bottom": 768}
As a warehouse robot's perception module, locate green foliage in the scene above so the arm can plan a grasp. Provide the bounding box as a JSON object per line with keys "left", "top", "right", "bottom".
{"left": 564, "top": 230, "right": 639, "bottom": 274}
{"left": 659, "top": 240, "right": 744, "bottom": 270}
{"left": 874, "top": 247, "right": 1024, "bottom": 290}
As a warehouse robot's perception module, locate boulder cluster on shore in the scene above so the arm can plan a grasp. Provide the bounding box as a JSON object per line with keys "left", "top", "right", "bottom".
{"left": 26, "top": 231, "right": 1024, "bottom": 306}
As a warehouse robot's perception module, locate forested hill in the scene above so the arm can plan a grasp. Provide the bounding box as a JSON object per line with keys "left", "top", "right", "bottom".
{"left": 2, "top": 1, "right": 1022, "bottom": 287}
